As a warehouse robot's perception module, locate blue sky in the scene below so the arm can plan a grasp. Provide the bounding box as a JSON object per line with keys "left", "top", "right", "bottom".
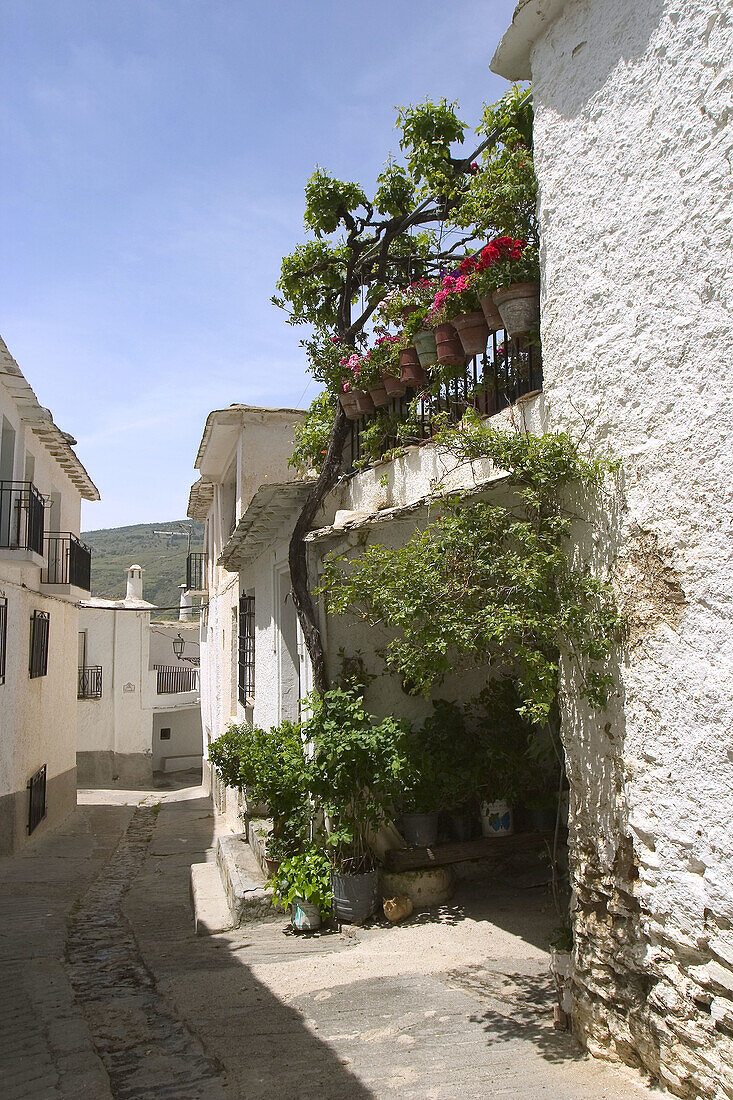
{"left": 1, "top": 0, "right": 519, "bottom": 529}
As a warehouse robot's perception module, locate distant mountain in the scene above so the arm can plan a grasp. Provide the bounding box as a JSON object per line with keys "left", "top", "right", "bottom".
{"left": 83, "top": 520, "right": 204, "bottom": 618}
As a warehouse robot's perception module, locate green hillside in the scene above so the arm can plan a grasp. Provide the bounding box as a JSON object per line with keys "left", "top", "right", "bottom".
{"left": 83, "top": 520, "right": 204, "bottom": 619}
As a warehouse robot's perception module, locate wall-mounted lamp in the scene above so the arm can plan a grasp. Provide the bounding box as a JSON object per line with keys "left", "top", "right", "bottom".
{"left": 172, "top": 633, "right": 185, "bottom": 660}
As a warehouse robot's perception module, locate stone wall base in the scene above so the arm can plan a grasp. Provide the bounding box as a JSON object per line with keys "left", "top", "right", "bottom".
{"left": 0, "top": 765, "right": 77, "bottom": 856}
{"left": 76, "top": 751, "right": 153, "bottom": 789}
{"left": 572, "top": 839, "right": 733, "bottom": 1098}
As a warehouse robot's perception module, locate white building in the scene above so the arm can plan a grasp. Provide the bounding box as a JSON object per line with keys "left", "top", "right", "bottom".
{"left": 490, "top": 3, "right": 733, "bottom": 1095}
{"left": 185, "top": 404, "right": 306, "bottom": 792}
{"left": 77, "top": 565, "right": 203, "bottom": 786}
{"left": 0, "top": 335, "right": 99, "bottom": 855}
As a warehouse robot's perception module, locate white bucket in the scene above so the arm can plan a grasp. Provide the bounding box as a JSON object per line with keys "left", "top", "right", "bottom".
{"left": 480, "top": 799, "right": 514, "bottom": 837}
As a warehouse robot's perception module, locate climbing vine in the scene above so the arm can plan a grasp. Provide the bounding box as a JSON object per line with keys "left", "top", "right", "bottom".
{"left": 320, "top": 417, "right": 620, "bottom": 723}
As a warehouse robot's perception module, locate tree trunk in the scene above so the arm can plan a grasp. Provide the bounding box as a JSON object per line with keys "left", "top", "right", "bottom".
{"left": 288, "top": 404, "right": 350, "bottom": 694}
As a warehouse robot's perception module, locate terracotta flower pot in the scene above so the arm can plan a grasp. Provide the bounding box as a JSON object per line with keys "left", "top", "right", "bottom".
{"left": 380, "top": 370, "right": 407, "bottom": 398}
{"left": 452, "top": 311, "right": 490, "bottom": 357}
{"left": 434, "top": 323, "right": 466, "bottom": 369}
{"left": 493, "top": 281, "right": 540, "bottom": 338}
{"left": 338, "top": 391, "right": 360, "bottom": 421}
{"left": 368, "top": 382, "right": 391, "bottom": 408}
{"left": 353, "top": 389, "right": 376, "bottom": 415}
{"left": 479, "top": 292, "right": 504, "bottom": 331}
{"left": 412, "top": 329, "right": 438, "bottom": 369}
{"left": 399, "top": 347, "right": 426, "bottom": 388}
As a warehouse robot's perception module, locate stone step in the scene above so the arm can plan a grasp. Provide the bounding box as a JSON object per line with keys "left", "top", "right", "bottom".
{"left": 190, "top": 861, "right": 234, "bottom": 935}
{"left": 215, "top": 833, "right": 278, "bottom": 925}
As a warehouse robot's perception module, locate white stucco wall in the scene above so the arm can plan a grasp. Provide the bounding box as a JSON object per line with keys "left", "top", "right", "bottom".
{"left": 492, "top": 1, "right": 733, "bottom": 1093}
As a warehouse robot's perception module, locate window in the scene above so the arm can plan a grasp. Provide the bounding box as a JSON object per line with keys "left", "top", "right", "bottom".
{"left": 0, "top": 596, "right": 6, "bottom": 685}
{"left": 238, "top": 592, "right": 255, "bottom": 704}
{"left": 29, "top": 610, "right": 49, "bottom": 678}
{"left": 160, "top": 727, "right": 171, "bottom": 740}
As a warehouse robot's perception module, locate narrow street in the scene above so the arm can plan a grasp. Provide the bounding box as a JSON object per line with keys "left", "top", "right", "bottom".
{"left": 0, "top": 782, "right": 659, "bottom": 1099}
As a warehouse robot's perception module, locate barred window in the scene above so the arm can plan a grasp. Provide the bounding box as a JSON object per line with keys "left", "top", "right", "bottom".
{"left": 0, "top": 597, "right": 7, "bottom": 685}
{"left": 29, "top": 610, "right": 49, "bottom": 678}
{"left": 238, "top": 592, "right": 255, "bottom": 704}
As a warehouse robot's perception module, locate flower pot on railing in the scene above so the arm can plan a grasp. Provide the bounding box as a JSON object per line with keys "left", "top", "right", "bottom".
{"left": 339, "top": 391, "right": 361, "bottom": 420}
{"left": 452, "top": 311, "right": 490, "bottom": 357}
{"left": 412, "top": 330, "right": 438, "bottom": 369}
{"left": 353, "top": 389, "right": 376, "bottom": 416}
{"left": 434, "top": 322, "right": 466, "bottom": 369}
{"left": 479, "top": 292, "right": 504, "bottom": 331}
{"left": 493, "top": 282, "right": 540, "bottom": 338}
{"left": 380, "top": 370, "right": 407, "bottom": 398}
{"left": 368, "top": 382, "right": 391, "bottom": 408}
{"left": 399, "top": 347, "right": 426, "bottom": 388}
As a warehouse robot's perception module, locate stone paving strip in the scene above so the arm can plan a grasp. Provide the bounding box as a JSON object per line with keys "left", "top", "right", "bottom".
{"left": 64, "top": 803, "right": 227, "bottom": 1100}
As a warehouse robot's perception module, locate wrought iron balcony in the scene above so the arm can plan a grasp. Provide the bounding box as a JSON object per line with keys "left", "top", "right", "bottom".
{"left": 43, "top": 532, "right": 92, "bottom": 590}
{"left": 0, "top": 481, "right": 44, "bottom": 555}
{"left": 345, "top": 332, "right": 543, "bottom": 472}
{"left": 78, "top": 666, "right": 103, "bottom": 699}
{"left": 186, "top": 552, "right": 206, "bottom": 591}
{"left": 154, "top": 664, "right": 200, "bottom": 694}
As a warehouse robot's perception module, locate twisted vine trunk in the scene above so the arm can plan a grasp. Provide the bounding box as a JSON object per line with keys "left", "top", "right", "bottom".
{"left": 289, "top": 403, "right": 350, "bottom": 694}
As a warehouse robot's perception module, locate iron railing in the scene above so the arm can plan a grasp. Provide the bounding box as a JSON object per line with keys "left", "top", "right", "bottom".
{"left": 29, "top": 610, "right": 49, "bottom": 678}
{"left": 0, "top": 481, "right": 44, "bottom": 555}
{"left": 238, "top": 593, "right": 255, "bottom": 704}
{"left": 78, "top": 665, "right": 103, "bottom": 699}
{"left": 27, "top": 764, "right": 46, "bottom": 834}
{"left": 345, "top": 332, "right": 542, "bottom": 472}
{"left": 154, "top": 664, "right": 200, "bottom": 694}
{"left": 186, "top": 552, "right": 205, "bottom": 591}
{"left": 0, "top": 596, "right": 6, "bottom": 686}
{"left": 43, "top": 532, "right": 92, "bottom": 590}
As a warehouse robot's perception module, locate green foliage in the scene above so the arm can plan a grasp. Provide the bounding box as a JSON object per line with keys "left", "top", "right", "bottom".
{"left": 454, "top": 85, "right": 537, "bottom": 242}
{"left": 466, "top": 680, "right": 536, "bottom": 804}
{"left": 273, "top": 239, "right": 351, "bottom": 330}
{"left": 304, "top": 168, "right": 368, "bottom": 237}
{"left": 402, "top": 700, "right": 476, "bottom": 812}
{"left": 396, "top": 97, "right": 467, "bottom": 196}
{"left": 288, "top": 391, "right": 336, "bottom": 476}
{"left": 305, "top": 687, "right": 410, "bottom": 872}
{"left": 374, "top": 160, "right": 415, "bottom": 216}
{"left": 320, "top": 421, "right": 620, "bottom": 723}
{"left": 270, "top": 847, "right": 333, "bottom": 917}
{"left": 354, "top": 411, "right": 406, "bottom": 469}
{"left": 208, "top": 720, "right": 312, "bottom": 858}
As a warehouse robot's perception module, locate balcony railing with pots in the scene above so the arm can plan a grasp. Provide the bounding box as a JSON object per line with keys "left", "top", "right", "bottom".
{"left": 345, "top": 330, "right": 542, "bottom": 473}
{"left": 78, "top": 665, "right": 103, "bottom": 699}
{"left": 186, "top": 552, "right": 206, "bottom": 592}
{"left": 43, "top": 532, "right": 92, "bottom": 590}
{"left": 154, "top": 664, "right": 200, "bottom": 695}
{"left": 0, "top": 481, "right": 44, "bottom": 556}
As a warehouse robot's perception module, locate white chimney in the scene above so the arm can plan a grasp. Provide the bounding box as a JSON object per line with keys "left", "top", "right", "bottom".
{"left": 126, "top": 564, "right": 144, "bottom": 601}
{"left": 179, "top": 584, "right": 193, "bottom": 622}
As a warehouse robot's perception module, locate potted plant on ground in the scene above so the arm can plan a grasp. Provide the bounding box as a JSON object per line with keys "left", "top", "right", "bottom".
{"left": 306, "top": 687, "right": 409, "bottom": 923}
{"left": 467, "top": 679, "right": 535, "bottom": 838}
{"left": 270, "top": 847, "right": 333, "bottom": 932}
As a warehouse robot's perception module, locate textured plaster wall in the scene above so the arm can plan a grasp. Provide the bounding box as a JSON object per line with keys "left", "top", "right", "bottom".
{"left": 525, "top": 0, "right": 733, "bottom": 1094}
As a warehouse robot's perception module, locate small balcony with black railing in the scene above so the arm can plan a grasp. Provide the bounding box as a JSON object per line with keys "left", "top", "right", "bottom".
{"left": 185, "top": 551, "right": 206, "bottom": 594}
{"left": 78, "top": 666, "right": 103, "bottom": 699}
{"left": 344, "top": 332, "right": 542, "bottom": 473}
{"left": 0, "top": 481, "right": 45, "bottom": 560}
{"left": 42, "top": 532, "right": 92, "bottom": 592}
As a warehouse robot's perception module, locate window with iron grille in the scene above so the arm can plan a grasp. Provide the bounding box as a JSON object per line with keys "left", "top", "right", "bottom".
{"left": 29, "top": 610, "right": 49, "bottom": 678}
{"left": 238, "top": 592, "right": 255, "bottom": 704}
{"left": 0, "top": 596, "right": 7, "bottom": 685}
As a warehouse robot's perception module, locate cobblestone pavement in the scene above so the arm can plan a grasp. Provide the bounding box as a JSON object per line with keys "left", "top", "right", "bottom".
{"left": 0, "top": 784, "right": 662, "bottom": 1099}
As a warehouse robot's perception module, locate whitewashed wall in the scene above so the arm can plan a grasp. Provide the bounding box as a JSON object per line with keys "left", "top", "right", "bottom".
{"left": 496, "top": 1, "right": 733, "bottom": 1094}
